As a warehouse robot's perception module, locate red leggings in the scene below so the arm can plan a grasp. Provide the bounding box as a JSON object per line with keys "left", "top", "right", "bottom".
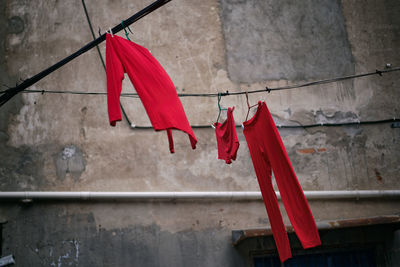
{"left": 243, "top": 101, "right": 321, "bottom": 262}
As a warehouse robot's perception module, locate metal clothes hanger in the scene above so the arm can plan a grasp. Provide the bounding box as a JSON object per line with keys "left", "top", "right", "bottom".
{"left": 216, "top": 93, "right": 224, "bottom": 124}
{"left": 245, "top": 91, "right": 258, "bottom": 121}
{"left": 212, "top": 93, "right": 228, "bottom": 129}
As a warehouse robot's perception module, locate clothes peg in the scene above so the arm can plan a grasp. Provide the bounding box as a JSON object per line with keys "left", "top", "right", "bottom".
{"left": 108, "top": 28, "right": 114, "bottom": 37}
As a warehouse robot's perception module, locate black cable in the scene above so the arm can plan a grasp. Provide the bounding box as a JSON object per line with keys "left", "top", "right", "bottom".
{"left": 274, "top": 118, "right": 400, "bottom": 129}
{"left": 193, "top": 67, "right": 400, "bottom": 97}
{"left": 19, "top": 90, "right": 109, "bottom": 96}
{"left": 0, "top": 0, "right": 172, "bottom": 107}
{"left": 2, "top": 82, "right": 398, "bottom": 129}
{"left": 112, "top": 118, "right": 400, "bottom": 129}
{"left": 5, "top": 67, "right": 399, "bottom": 98}
{"left": 2, "top": 89, "right": 139, "bottom": 97}
{"left": 81, "top": 0, "right": 133, "bottom": 127}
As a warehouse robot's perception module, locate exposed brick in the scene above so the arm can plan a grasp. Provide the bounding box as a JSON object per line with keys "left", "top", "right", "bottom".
{"left": 297, "top": 148, "right": 316, "bottom": 154}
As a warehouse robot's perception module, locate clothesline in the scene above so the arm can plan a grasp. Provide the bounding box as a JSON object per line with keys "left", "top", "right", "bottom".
{"left": 121, "top": 118, "right": 400, "bottom": 129}
{"left": 3, "top": 66, "right": 398, "bottom": 98}
{"left": 2, "top": 67, "right": 399, "bottom": 129}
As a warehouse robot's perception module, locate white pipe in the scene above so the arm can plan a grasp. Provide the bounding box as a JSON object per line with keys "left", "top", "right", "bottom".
{"left": 0, "top": 190, "right": 399, "bottom": 201}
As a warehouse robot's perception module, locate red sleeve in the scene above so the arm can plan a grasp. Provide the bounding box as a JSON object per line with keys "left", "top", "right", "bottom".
{"left": 106, "top": 34, "right": 125, "bottom": 126}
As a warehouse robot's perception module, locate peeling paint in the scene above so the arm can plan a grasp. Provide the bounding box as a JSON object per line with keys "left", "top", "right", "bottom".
{"left": 54, "top": 145, "right": 86, "bottom": 181}
{"left": 314, "top": 109, "right": 360, "bottom": 125}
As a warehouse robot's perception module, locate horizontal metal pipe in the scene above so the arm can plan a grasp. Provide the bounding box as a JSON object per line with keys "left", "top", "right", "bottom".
{"left": 0, "top": 190, "right": 399, "bottom": 201}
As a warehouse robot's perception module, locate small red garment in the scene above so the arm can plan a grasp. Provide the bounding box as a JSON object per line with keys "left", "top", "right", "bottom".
{"left": 214, "top": 107, "right": 239, "bottom": 164}
{"left": 106, "top": 34, "right": 197, "bottom": 153}
{"left": 243, "top": 101, "right": 321, "bottom": 262}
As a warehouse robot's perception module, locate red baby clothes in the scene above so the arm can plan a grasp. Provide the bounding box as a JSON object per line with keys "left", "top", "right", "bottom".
{"left": 106, "top": 34, "right": 197, "bottom": 153}
{"left": 214, "top": 107, "right": 239, "bottom": 164}
{"left": 243, "top": 101, "right": 321, "bottom": 262}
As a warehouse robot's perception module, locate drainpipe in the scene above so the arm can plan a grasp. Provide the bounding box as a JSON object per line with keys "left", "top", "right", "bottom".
{"left": 0, "top": 190, "right": 399, "bottom": 201}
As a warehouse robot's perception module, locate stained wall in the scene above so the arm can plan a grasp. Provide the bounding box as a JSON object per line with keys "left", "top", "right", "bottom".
{"left": 0, "top": 0, "right": 399, "bottom": 266}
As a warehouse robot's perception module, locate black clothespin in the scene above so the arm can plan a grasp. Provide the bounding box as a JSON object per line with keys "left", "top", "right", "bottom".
{"left": 376, "top": 69, "right": 383, "bottom": 76}
{"left": 221, "top": 90, "right": 229, "bottom": 96}
{"left": 266, "top": 86, "right": 271, "bottom": 93}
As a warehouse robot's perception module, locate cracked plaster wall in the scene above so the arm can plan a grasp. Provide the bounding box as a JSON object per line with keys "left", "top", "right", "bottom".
{"left": 0, "top": 0, "right": 399, "bottom": 266}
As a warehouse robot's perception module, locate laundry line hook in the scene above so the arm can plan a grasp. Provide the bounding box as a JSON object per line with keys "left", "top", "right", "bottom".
{"left": 121, "top": 20, "right": 133, "bottom": 41}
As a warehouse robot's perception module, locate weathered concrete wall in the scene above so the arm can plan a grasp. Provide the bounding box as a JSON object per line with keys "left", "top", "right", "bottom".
{"left": 1, "top": 203, "right": 245, "bottom": 267}
{"left": 0, "top": 0, "right": 399, "bottom": 266}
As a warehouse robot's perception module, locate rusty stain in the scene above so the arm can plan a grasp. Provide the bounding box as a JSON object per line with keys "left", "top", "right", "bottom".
{"left": 297, "top": 148, "right": 316, "bottom": 154}
{"left": 243, "top": 229, "right": 272, "bottom": 238}
{"left": 327, "top": 216, "right": 400, "bottom": 229}
{"left": 374, "top": 168, "right": 383, "bottom": 183}
{"left": 317, "top": 148, "right": 327, "bottom": 152}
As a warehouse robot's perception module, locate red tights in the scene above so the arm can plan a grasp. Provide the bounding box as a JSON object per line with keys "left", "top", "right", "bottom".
{"left": 243, "top": 101, "right": 321, "bottom": 262}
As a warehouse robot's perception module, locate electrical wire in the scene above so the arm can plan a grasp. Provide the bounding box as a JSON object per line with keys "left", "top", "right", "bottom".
{"left": 1, "top": 72, "right": 398, "bottom": 129}
{"left": 176, "top": 67, "right": 399, "bottom": 97}
{"left": 109, "top": 118, "right": 400, "bottom": 129}
{"left": 1, "top": 89, "right": 139, "bottom": 98}
{"left": 3, "top": 67, "right": 398, "bottom": 98}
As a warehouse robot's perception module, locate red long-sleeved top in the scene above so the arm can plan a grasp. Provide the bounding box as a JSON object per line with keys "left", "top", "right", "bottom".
{"left": 106, "top": 34, "right": 197, "bottom": 153}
